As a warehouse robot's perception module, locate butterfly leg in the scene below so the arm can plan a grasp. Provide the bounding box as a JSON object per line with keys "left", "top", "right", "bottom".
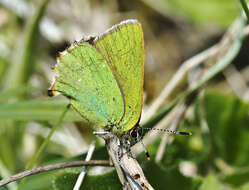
{"left": 116, "top": 139, "right": 123, "bottom": 163}
{"left": 121, "top": 137, "right": 136, "bottom": 160}
{"left": 117, "top": 137, "right": 131, "bottom": 163}
{"left": 93, "top": 131, "right": 112, "bottom": 139}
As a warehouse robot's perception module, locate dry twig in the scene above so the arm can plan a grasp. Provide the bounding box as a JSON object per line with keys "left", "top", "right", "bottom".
{"left": 96, "top": 132, "right": 154, "bottom": 190}
{"left": 0, "top": 160, "right": 112, "bottom": 187}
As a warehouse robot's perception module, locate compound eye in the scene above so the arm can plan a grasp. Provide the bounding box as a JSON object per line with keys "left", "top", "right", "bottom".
{"left": 130, "top": 129, "right": 137, "bottom": 139}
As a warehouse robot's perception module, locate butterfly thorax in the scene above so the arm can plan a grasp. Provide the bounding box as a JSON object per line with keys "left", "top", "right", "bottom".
{"left": 112, "top": 124, "right": 143, "bottom": 147}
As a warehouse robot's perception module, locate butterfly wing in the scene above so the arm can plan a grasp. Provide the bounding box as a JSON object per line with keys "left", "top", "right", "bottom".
{"left": 50, "top": 43, "right": 124, "bottom": 128}
{"left": 93, "top": 20, "right": 144, "bottom": 132}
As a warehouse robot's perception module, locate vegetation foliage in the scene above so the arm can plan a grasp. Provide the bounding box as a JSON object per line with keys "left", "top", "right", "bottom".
{"left": 0, "top": 0, "right": 249, "bottom": 189}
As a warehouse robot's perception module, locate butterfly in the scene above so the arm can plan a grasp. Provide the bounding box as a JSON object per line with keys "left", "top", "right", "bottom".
{"left": 48, "top": 19, "right": 192, "bottom": 161}
{"left": 48, "top": 19, "right": 145, "bottom": 146}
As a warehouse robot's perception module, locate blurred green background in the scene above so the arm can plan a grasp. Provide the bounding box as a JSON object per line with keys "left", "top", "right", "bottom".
{"left": 0, "top": 0, "right": 249, "bottom": 189}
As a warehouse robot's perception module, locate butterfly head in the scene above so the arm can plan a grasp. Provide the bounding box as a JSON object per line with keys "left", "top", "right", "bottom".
{"left": 129, "top": 125, "right": 143, "bottom": 143}
{"left": 129, "top": 125, "right": 151, "bottom": 160}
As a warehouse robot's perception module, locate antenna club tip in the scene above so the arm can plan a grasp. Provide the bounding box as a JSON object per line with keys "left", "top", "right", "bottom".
{"left": 178, "top": 131, "right": 192, "bottom": 136}
{"left": 145, "top": 152, "right": 151, "bottom": 160}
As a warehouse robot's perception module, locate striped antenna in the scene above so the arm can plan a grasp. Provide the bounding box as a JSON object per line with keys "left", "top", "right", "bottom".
{"left": 140, "top": 140, "right": 151, "bottom": 160}
{"left": 143, "top": 128, "right": 192, "bottom": 136}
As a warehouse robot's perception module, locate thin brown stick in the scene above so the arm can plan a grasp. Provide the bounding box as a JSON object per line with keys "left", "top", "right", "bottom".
{"left": 0, "top": 160, "right": 112, "bottom": 187}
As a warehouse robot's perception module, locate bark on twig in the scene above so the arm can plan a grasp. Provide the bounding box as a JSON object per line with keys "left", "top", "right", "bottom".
{"left": 0, "top": 135, "right": 154, "bottom": 190}
{"left": 0, "top": 160, "right": 111, "bottom": 187}
{"left": 101, "top": 133, "right": 154, "bottom": 190}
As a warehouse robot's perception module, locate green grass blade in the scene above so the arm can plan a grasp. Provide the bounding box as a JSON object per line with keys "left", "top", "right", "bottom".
{"left": 0, "top": 85, "right": 33, "bottom": 102}
{"left": 0, "top": 99, "right": 83, "bottom": 121}
{"left": 239, "top": 0, "right": 249, "bottom": 21}
{"left": 17, "top": 104, "right": 70, "bottom": 190}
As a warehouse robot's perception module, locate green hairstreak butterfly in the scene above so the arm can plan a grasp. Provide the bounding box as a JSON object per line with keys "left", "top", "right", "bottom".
{"left": 48, "top": 19, "right": 144, "bottom": 135}
{"left": 48, "top": 20, "right": 192, "bottom": 161}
